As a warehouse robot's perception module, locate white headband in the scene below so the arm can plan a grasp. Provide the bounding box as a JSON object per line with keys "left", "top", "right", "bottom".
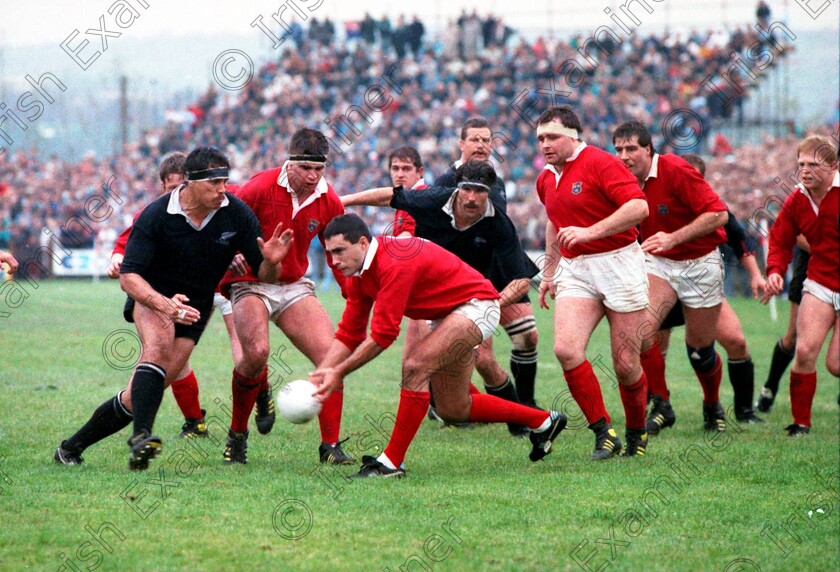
{"left": 536, "top": 122, "right": 579, "bottom": 139}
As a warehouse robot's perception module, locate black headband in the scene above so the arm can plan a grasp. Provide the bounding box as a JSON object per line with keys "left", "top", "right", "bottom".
{"left": 187, "top": 167, "right": 229, "bottom": 181}
{"left": 288, "top": 154, "right": 327, "bottom": 163}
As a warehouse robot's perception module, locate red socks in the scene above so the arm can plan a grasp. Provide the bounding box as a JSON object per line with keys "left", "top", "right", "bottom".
{"left": 468, "top": 394, "right": 549, "bottom": 428}
{"left": 619, "top": 374, "right": 648, "bottom": 431}
{"left": 564, "top": 360, "right": 610, "bottom": 425}
{"left": 640, "top": 341, "right": 669, "bottom": 399}
{"left": 231, "top": 367, "right": 266, "bottom": 433}
{"left": 318, "top": 383, "right": 344, "bottom": 444}
{"left": 790, "top": 371, "right": 817, "bottom": 427}
{"left": 170, "top": 370, "right": 202, "bottom": 420}
{"left": 696, "top": 354, "right": 722, "bottom": 405}
{"left": 383, "top": 390, "right": 430, "bottom": 468}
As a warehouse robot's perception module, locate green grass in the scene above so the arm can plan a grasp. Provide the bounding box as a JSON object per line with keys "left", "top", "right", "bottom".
{"left": 1, "top": 281, "right": 838, "bottom": 571}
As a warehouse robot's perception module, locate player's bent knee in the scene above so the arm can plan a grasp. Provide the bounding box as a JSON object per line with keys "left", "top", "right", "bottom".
{"left": 505, "top": 317, "right": 538, "bottom": 350}
{"left": 826, "top": 358, "right": 840, "bottom": 377}
{"left": 686, "top": 343, "right": 718, "bottom": 372}
{"left": 719, "top": 333, "right": 748, "bottom": 359}
{"left": 554, "top": 343, "right": 582, "bottom": 368}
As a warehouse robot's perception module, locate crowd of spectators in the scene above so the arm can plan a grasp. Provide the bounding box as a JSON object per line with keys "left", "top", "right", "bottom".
{"left": 1, "top": 12, "right": 831, "bottom": 298}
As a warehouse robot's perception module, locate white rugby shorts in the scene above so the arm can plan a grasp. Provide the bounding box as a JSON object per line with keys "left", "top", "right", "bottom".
{"left": 553, "top": 242, "right": 649, "bottom": 313}
{"left": 645, "top": 249, "right": 724, "bottom": 309}
{"left": 229, "top": 278, "right": 316, "bottom": 321}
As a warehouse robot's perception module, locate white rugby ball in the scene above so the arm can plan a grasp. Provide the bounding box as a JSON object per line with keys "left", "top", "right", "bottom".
{"left": 277, "top": 380, "right": 322, "bottom": 424}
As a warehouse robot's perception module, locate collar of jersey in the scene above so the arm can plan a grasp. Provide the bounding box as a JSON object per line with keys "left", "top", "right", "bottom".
{"left": 167, "top": 184, "right": 230, "bottom": 231}
{"left": 796, "top": 171, "right": 839, "bottom": 215}
{"left": 357, "top": 236, "right": 380, "bottom": 276}
{"left": 277, "top": 161, "right": 329, "bottom": 215}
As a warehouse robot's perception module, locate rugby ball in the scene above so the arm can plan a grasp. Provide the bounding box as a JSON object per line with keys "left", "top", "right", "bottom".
{"left": 277, "top": 380, "right": 322, "bottom": 424}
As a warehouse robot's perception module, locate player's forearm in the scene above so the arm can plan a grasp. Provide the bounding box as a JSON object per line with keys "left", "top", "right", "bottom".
{"left": 120, "top": 273, "right": 171, "bottom": 315}
{"left": 341, "top": 188, "right": 395, "bottom": 207}
{"left": 669, "top": 210, "right": 729, "bottom": 246}
{"left": 498, "top": 278, "right": 530, "bottom": 307}
{"left": 334, "top": 338, "right": 385, "bottom": 376}
{"left": 796, "top": 235, "right": 810, "bottom": 253}
{"left": 739, "top": 253, "right": 762, "bottom": 281}
{"left": 588, "top": 198, "right": 648, "bottom": 240}
{"left": 543, "top": 221, "right": 560, "bottom": 277}
{"left": 256, "top": 259, "right": 279, "bottom": 284}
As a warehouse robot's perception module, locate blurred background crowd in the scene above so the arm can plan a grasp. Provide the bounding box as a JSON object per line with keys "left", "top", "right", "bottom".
{"left": 1, "top": 9, "right": 836, "bottom": 296}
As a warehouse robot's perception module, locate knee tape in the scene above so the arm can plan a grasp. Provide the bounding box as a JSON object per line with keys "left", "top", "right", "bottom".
{"left": 686, "top": 343, "right": 717, "bottom": 373}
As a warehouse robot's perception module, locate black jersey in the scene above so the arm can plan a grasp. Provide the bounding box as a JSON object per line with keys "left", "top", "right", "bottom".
{"left": 121, "top": 191, "right": 264, "bottom": 308}
{"left": 390, "top": 186, "right": 537, "bottom": 291}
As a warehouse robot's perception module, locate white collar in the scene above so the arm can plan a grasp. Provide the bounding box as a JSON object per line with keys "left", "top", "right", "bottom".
{"left": 542, "top": 141, "right": 587, "bottom": 184}
{"left": 167, "top": 184, "right": 229, "bottom": 231}
{"left": 358, "top": 236, "right": 379, "bottom": 276}
{"left": 796, "top": 171, "right": 839, "bottom": 215}
{"left": 277, "top": 161, "right": 330, "bottom": 217}
{"left": 411, "top": 178, "right": 427, "bottom": 189}
{"left": 441, "top": 188, "right": 495, "bottom": 230}
{"left": 646, "top": 153, "right": 660, "bottom": 181}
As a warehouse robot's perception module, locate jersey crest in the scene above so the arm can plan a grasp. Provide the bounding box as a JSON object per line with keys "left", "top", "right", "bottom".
{"left": 658, "top": 204, "right": 669, "bottom": 215}
{"left": 571, "top": 182, "right": 582, "bottom": 195}
{"left": 308, "top": 218, "right": 320, "bottom": 233}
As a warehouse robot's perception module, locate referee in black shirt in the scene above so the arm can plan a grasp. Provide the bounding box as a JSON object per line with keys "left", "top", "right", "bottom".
{"left": 56, "top": 147, "right": 293, "bottom": 470}
{"left": 343, "top": 159, "right": 538, "bottom": 436}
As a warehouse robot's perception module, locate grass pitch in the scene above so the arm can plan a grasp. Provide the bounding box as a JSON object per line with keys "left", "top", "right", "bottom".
{"left": 1, "top": 280, "right": 837, "bottom": 571}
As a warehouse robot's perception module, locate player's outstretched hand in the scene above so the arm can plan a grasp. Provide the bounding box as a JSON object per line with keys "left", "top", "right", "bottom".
{"left": 556, "top": 226, "right": 593, "bottom": 250}
{"left": 107, "top": 253, "right": 124, "bottom": 279}
{"left": 258, "top": 222, "right": 294, "bottom": 267}
{"left": 761, "top": 273, "right": 784, "bottom": 304}
{"left": 0, "top": 250, "right": 19, "bottom": 275}
{"left": 538, "top": 278, "right": 556, "bottom": 310}
{"left": 228, "top": 253, "right": 248, "bottom": 276}
{"left": 168, "top": 293, "right": 201, "bottom": 324}
{"left": 750, "top": 273, "right": 767, "bottom": 300}
{"left": 641, "top": 231, "right": 677, "bottom": 254}
{"left": 310, "top": 367, "right": 342, "bottom": 402}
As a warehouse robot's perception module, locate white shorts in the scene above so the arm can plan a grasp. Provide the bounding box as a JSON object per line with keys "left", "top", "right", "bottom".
{"left": 803, "top": 279, "right": 840, "bottom": 314}
{"left": 428, "top": 298, "right": 501, "bottom": 342}
{"left": 645, "top": 249, "right": 724, "bottom": 309}
{"left": 554, "top": 242, "right": 649, "bottom": 313}
{"left": 229, "top": 278, "right": 316, "bottom": 321}
{"left": 213, "top": 293, "right": 233, "bottom": 316}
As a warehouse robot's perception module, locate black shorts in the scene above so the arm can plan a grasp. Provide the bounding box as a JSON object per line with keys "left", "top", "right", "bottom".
{"left": 659, "top": 302, "right": 686, "bottom": 330}
{"left": 123, "top": 296, "right": 212, "bottom": 344}
{"left": 788, "top": 250, "right": 810, "bottom": 304}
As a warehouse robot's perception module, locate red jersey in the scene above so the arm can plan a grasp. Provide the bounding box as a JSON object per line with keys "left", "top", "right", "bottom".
{"left": 766, "top": 173, "right": 840, "bottom": 292}
{"left": 536, "top": 144, "right": 645, "bottom": 257}
{"left": 335, "top": 236, "right": 499, "bottom": 351}
{"left": 639, "top": 154, "right": 727, "bottom": 260}
{"left": 392, "top": 180, "right": 428, "bottom": 236}
{"left": 218, "top": 168, "right": 344, "bottom": 296}
{"left": 113, "top": 183, "right": 241, "bottom": 256}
